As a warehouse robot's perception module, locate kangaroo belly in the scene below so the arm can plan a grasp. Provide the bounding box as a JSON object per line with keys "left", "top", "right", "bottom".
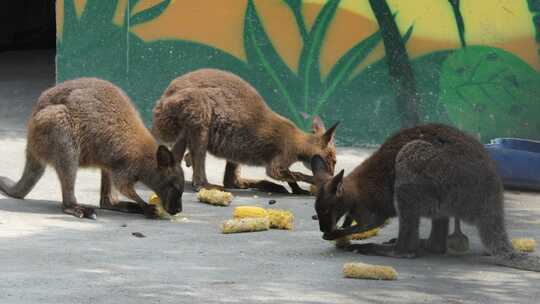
{"left": 206, "top": 121, "right": 277, "bottom": 166}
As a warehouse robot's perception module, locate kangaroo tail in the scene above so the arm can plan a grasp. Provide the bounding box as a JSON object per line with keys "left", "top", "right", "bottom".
{"left": 492, "top": 253, "right": 540, "bottom": 272}
{"left": 0, "top": 151, "right": 45, "bottom": 199}
{"left": 477, "top": 203, "right": 540, "bottom": 272}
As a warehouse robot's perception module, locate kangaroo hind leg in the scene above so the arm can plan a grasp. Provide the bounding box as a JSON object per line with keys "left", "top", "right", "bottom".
{"left": 31, "top": 105, "right": 96, "bottom": 219}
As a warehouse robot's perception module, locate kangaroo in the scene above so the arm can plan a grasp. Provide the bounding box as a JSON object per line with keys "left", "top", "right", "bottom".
{"left": 310, "top": 123, "right": 540, "bottom": 272}
{"left": 0, "top": 78, "right": 184, "bottom": 219}
{"left": 152, "top": 68, "right": 339, "bottom": 194}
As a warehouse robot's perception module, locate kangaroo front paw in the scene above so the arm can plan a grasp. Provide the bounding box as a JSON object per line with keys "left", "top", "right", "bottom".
{"left": 143, "top": 204, "right": 159, "bottom": 219}
{"left": 63, "top": 205, "right": 97, "bottom": 220}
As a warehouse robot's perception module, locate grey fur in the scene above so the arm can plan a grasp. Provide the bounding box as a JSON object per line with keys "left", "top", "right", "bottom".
{"left": 312, "top": 123, "right": 540, "bottom": 272}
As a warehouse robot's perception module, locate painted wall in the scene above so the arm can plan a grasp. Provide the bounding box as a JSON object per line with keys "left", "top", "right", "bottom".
{"left": 56, "top": 0, "right": 540, "bottom": 145}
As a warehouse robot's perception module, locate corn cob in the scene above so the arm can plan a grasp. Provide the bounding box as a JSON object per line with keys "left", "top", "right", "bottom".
{"left": 148, "top": 194, "right": 182, "bottom": 221}
{"left": 267, "top": 209, "right": 294, "bottom": 230}
{"left": 233, "top": 206, "right": 294, "bottom": 230}
{"left": 351, "top": 227, "right": 380, "bottom": 240}
{"left": 512, "top": 238, "right": 537, "bottom": 253}
{"left": 233, "top": 206, "right": 268, "bottom": 219}
{"left": 197, "top": 188, "right": 233, "bottom": 206}
{"left": 221, "top": 217, "right": 270, "bottom": 234}
{"left": 343, "top": 262, "right": 398, "bottom": 280}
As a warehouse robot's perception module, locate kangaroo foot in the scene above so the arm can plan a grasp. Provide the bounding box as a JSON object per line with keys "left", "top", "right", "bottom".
{"left": 195, "top": 183, "right": 225, "bottom": 192}
{"left": 253, "top": 180, "right": 289, "bottom": 194}
{"left": 63, "top": 204, "right": 97, "bottom": 220}
{"left": 346, "top": 243, "right": 418, "bottom": 258}
{"left": 448, "top": 232, "right": 470, "bottom": 253}
{"left": 288, "top": 182, "right": 311, "bottom": 195}
{"left": 143, "top": 204, "right": 159, "bottom": 219}
{"left": 422, "top": 238, "right": 447, "bottom": 254}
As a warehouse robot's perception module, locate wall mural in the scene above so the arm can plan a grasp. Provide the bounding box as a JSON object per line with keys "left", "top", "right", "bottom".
{"left": 56, "top": 0, "right": 540, "bottom": 145}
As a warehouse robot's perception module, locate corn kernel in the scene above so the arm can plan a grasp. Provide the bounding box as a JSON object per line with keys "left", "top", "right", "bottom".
{"left": 512, "top": 238, "right": 537, "bottom": 253}
{"left": 343, "top": 262, "right": 398, "bottom": 280}
{"left": 197, "top": 188, "right": 233, "bottom": 206}
{"left": 221, "top": 218, "right": 270, "bottom": 234}
{"left": 233, "top": 206, "right": 268, "bottom": 219}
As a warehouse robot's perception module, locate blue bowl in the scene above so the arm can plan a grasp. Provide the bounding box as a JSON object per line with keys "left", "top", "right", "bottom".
{"left": 485, "top": 138, "right": 540, "bottom": 191}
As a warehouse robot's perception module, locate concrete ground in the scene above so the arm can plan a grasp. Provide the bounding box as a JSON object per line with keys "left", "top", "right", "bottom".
{"left": 1, "top": 50, "right": 540, "bottom": 304}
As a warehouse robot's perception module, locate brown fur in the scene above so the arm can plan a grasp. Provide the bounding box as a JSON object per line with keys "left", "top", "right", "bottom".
{"left": 0, "top": 78, "right": 183, "bottom": 219}
{"left": 152, "top": 69, "right": 338, "bottom": 193}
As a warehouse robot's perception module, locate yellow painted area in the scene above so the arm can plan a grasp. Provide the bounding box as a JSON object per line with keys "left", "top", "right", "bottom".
{"left": 131, "top": 0, "right": 247, "bottom": 60}
{"left": 253, "top": 0, "right": 303, "bottom": 72}
{"left": 461, "top": 0, "right": 539, "bottom": 68}
{"left": 57, "top": 0, "right": 64, "bottom": 39}
{"left": 303, "top": 0, "right": 538, "bottom": 70}
{"left": 58, "top": 0, "right": 540, "bottom": 70}
{"left": 113, "top": 0, "right": 128, "bottom": 26}
{"left": 74, "top": 0, "right": 86, "bottom": 17}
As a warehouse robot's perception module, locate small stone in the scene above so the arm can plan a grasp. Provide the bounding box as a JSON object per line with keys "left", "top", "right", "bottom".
{"left": 120, "top": 224, "right": 127, "bottom": 228}
{"left": 132, "top": 232, "right": 146, "bottom": 238}
{"left": 268, "top": 199, "right": 277, "bottom": 205}
{"left": 312, "top": 214, "right": 318, "bottom": 220}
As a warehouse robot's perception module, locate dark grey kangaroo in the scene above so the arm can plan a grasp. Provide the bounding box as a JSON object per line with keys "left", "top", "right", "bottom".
{"left": 311, "top": 123, "right": 540, "bottom": 272}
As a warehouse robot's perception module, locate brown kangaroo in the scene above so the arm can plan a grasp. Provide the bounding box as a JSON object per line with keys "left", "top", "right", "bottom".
{"left": 152, "top": 68, "right": 339, "bottom": 194}
{"left": 311, "top": 123, "right": 540, "bottom": 272}
{"left": 0, "top": 78, "right": 184, "bottom": 219}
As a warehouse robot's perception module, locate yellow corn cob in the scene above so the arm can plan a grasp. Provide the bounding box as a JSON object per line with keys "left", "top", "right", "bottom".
{"left": 148, "top": 194, "right": 182, "bottom": 221}
{"left": 233, "top": 206, "right": 268, "bottom": 219}
{"left": 512, "top": 238, "right": 537, "bottom": 253}
{"left": 343, "top": 262, "right": 398, "bottom": 280}
{"left": 221, "top": 217, "right": 270, "bottom": 234}
{"left": 197, "top": 188, "right": 233, "bottom": 206}
{"left": 351, "top": 227, "right": 380, "bottom": 240}
{"left": 267, "top": 209, "right": 294, "bottom": 230}
{"left": 334, "top": 225, "right": 380, "bottom": 247}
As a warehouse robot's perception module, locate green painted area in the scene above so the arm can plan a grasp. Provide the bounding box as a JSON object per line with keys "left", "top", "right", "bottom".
{"left": 57, "top": 0, "right": 540, "bottom": 145}
{"left": 439, "top": 46, "right": 540, "bottom": 141}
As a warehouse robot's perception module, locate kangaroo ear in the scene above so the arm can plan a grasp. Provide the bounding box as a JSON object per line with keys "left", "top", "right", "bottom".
{"left": 312, "top": 116, "right": 326, "bottom": 135}
{"left": 311, "top": 155, "right": 328, "bottom": 175}
{"left": 329, "top": 169, "right": 345, "bottom": 197}
{"left": 322, "top": 121, "right": 339, "bottom": 146}
{"left": 157, "top": 145, "right": 175, "bottom": 169}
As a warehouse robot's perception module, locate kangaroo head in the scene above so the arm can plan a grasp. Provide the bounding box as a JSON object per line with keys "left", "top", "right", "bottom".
{"left": 304, "top": 116, "right": 339, "bottom": 174}
{"left": 310, "top": 154, "right": 347, "bottom": 234}
{"left": 155, "top": 145, "right": 184, "bottom": 214}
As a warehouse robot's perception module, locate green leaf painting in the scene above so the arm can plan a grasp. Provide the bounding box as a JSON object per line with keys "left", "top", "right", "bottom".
{"left": 439, "top": 46, "right": 540, "bottom": 141}
{"left": 243, "top": 0, "right": 303, "bottom": 126}
{"left": 129, "top": 0, "right": 171, "bottom": 26}
{"left": 298, "top": 0, "right": 341, "bottom": 114}
{"left": 58, "top": 0, "right": 540, "bottom": 144}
